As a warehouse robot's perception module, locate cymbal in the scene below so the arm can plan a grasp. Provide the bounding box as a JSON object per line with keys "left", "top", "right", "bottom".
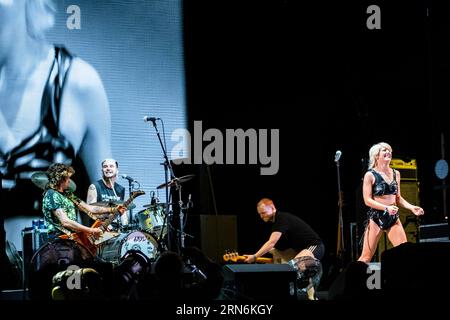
{"left": 142, "top": 202, "right": 169, "bottom": 208}
{"left": 91, "top": 200, "right": 136, "bottom": 210}
{"left": 31, "top": 171, "right": 76, "bottom": 192}
{"left": 156, "top": 174, "right": 195, "bottom": 189}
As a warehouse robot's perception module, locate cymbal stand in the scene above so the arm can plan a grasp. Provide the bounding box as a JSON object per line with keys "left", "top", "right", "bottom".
{"left": 148, "top": 118, "right": 176, "bottom": 252}
{"left": 175, "top": 182, "right": 192, "bottom": 250}
{"left": 125, "top": 179, "right": 139, "bottom": 229}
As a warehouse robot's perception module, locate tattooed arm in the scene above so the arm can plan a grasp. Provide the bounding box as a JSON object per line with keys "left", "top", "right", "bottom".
{"left": 78, "top": 199, "right": 126, "bottom": 216}
{"left": 54, "top": 208, "right": 102, "bottom": 236}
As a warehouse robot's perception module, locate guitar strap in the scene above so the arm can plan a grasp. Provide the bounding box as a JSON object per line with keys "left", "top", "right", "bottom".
{"left": 64, "top": 191, "right": 100, "bottom": 221}
{"left": 54, "top": 223, "right": 75, "bottom": 240}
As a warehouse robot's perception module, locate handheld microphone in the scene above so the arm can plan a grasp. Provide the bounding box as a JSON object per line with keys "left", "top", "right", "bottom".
{"left": 335, "top": 150, "right": 342, "bottom": 162}
{"left": 121, "top": 174, "right": 135, "bottom": 182}
{"left": 150, "top": 191, "right": 156, "bottom": 205}
{"left": 143, "top": 116, "right": 161, "bottom": 123}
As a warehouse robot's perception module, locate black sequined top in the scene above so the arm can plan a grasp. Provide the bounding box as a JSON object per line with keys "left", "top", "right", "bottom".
{"left": 370, "top": 168, "right": 398, "bottom": 196}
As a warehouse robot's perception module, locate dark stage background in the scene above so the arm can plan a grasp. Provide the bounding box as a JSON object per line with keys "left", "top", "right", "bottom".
{"left": 181, "top": 0, "right": 450, "bottom": 285}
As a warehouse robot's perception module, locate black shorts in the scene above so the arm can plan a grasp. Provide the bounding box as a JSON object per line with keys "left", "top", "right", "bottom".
{"left": 367, "top": 208, "right": 399, "bottom": 230}
{"left": 305, "top": 242, "right": 325, "bottom": 260}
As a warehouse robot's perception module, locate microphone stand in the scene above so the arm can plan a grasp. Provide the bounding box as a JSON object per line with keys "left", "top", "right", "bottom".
{"left": 335, "top": 154, "right": 345, "bottom": 267}
{"left": 149, "top": 119, "right": 176, "bottom": 252}
{"left": 126, "top": 180, "right": 133, "bottom": 229}
{"left": 174, "top": 181, "right": 186, "bottom": 250}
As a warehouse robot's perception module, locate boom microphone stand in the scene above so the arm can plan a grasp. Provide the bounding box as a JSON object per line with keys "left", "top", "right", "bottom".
{"left": 335, "top": 150, "right": 345, "bottom": 268}
{"left": 146, "top": 117, "right": 175, "bottom": 252}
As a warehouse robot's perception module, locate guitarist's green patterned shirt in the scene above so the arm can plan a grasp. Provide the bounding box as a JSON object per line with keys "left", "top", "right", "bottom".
{"left": 42, "top": 189, "right": 77, "bottom": 234}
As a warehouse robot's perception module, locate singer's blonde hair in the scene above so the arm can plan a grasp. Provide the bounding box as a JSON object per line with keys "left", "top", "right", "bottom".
{"left": 26, "top": 0, "right": 56, "bottom": 40}
{"left": 368, "top": 142, "right": 392, "bottom": 169}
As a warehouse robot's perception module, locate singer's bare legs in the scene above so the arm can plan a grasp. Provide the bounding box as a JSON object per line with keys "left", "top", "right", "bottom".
{"left": 357, "top": 142, "right": 424, "bottom": 263}
{"left": 358, "top": 220, "right": 383, "bottom": 263}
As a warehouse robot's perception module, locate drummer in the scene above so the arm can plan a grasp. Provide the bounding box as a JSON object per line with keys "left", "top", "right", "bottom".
{"left": 86, "top": 159, "right": 128, "bottom": 228}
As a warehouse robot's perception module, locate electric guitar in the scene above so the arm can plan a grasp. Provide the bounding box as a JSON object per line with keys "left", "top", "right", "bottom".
{"left": 223, "top": 247, "right": 301, "bottom": 265}
{"left": 60, "top": 190, "right": 145, "bottom": 254}
{"left": 269, "top": 248, "right": 298, "bottom": 264}
{"left": 223, "top": 251, "right": 273, "bottom": 264}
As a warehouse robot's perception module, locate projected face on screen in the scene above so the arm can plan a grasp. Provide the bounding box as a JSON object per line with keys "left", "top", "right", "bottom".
{"left": 1, "top": 0, "right": 186, "bottom": 249}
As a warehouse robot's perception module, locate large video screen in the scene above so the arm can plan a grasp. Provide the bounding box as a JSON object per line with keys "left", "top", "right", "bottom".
{"left": 1, "top": 0, "right": 187, "bottom": 250}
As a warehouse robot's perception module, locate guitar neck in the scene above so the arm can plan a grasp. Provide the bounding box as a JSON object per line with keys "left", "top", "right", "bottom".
{"left": 98, "top": 191, "right": 144, "bottom": 231}
{"left": 254, "top": 257, "right": 273, "bottom": 264}
{"left": 225, "top": 255, "right": 273, "bottom": 264}
{"left": 100, "top": 209, "right": 120, "bottom": 230}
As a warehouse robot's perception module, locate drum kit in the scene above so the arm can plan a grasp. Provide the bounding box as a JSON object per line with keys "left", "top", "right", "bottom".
{"left": 30, "top": 171, "right": 195, "bottom": 265}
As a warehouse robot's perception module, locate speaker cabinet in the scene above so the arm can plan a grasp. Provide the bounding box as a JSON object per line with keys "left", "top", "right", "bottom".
{"left": 419, "top": 223, "right": 449, "bottom": 242}
{"left": 222, "top": 264, "right": 297, "bottom": 300}
{"left": 381, "top": 242, "right": 450, "bottom": 298}
{"left": 185, "top": 215, "right": 237, "bottom": 264}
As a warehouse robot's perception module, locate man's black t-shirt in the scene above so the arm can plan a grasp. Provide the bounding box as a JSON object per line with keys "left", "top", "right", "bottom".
{"left": 93, "top": 179, "right": 125, "bottom": 203}
{"left": 272, "top": 211, "right": 321, "bottom": 251}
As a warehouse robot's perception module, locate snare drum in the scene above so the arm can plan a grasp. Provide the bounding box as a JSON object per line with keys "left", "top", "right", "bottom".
{"left": 97, "top": 231, "right": 158, "bottom": 264}
{"left": 137, "top": 204, "right": 167, "bottom": 239}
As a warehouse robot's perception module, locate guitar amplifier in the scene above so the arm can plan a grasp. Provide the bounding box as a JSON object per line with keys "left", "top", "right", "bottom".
{"left": 419, "top": 223, "right": 450, "bottom": 242}
{"left": 222, "top": 264, "right": 297, "bottom": 300}
{"left": 390, "top": 158, "right": 418, "bottom": 181}
{"left": 22, "top": 227, "right": 49, "bottom": 288}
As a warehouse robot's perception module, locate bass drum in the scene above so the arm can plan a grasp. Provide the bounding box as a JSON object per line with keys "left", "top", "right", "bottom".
{"left": 97, "top": 230, "right": 158, "bottom": 265}
{"left": 28, "top": 238, "right": 94, "bottom": 300}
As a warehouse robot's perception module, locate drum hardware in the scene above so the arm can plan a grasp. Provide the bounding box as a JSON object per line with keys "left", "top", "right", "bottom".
{"left": 145, "top": 117, "right": 198, "bottom": 273}
{"left": 145, "top": 117, "right": 176, "bottom": 252}
{"left": 142, "top": 202, "right": 175, "bottom": 208}
{"left": 154, "top": 176, "right": 195, "bottom": 251}
{"left": 121, "top": 175, "right": 141, "bottom": 228}
{"left": 156, "top": 174, "right": 195, "bottom": 190}
{"left": 91, "top": 200, "right": 136, "bottom": 211}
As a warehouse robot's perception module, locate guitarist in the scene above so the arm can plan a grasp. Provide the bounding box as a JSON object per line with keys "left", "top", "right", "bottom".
{"left": 243, "top": 198, "right": 325, "bottom": 300}
{"left": 42, "top": 163, "right": 126, "bottom": 243}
